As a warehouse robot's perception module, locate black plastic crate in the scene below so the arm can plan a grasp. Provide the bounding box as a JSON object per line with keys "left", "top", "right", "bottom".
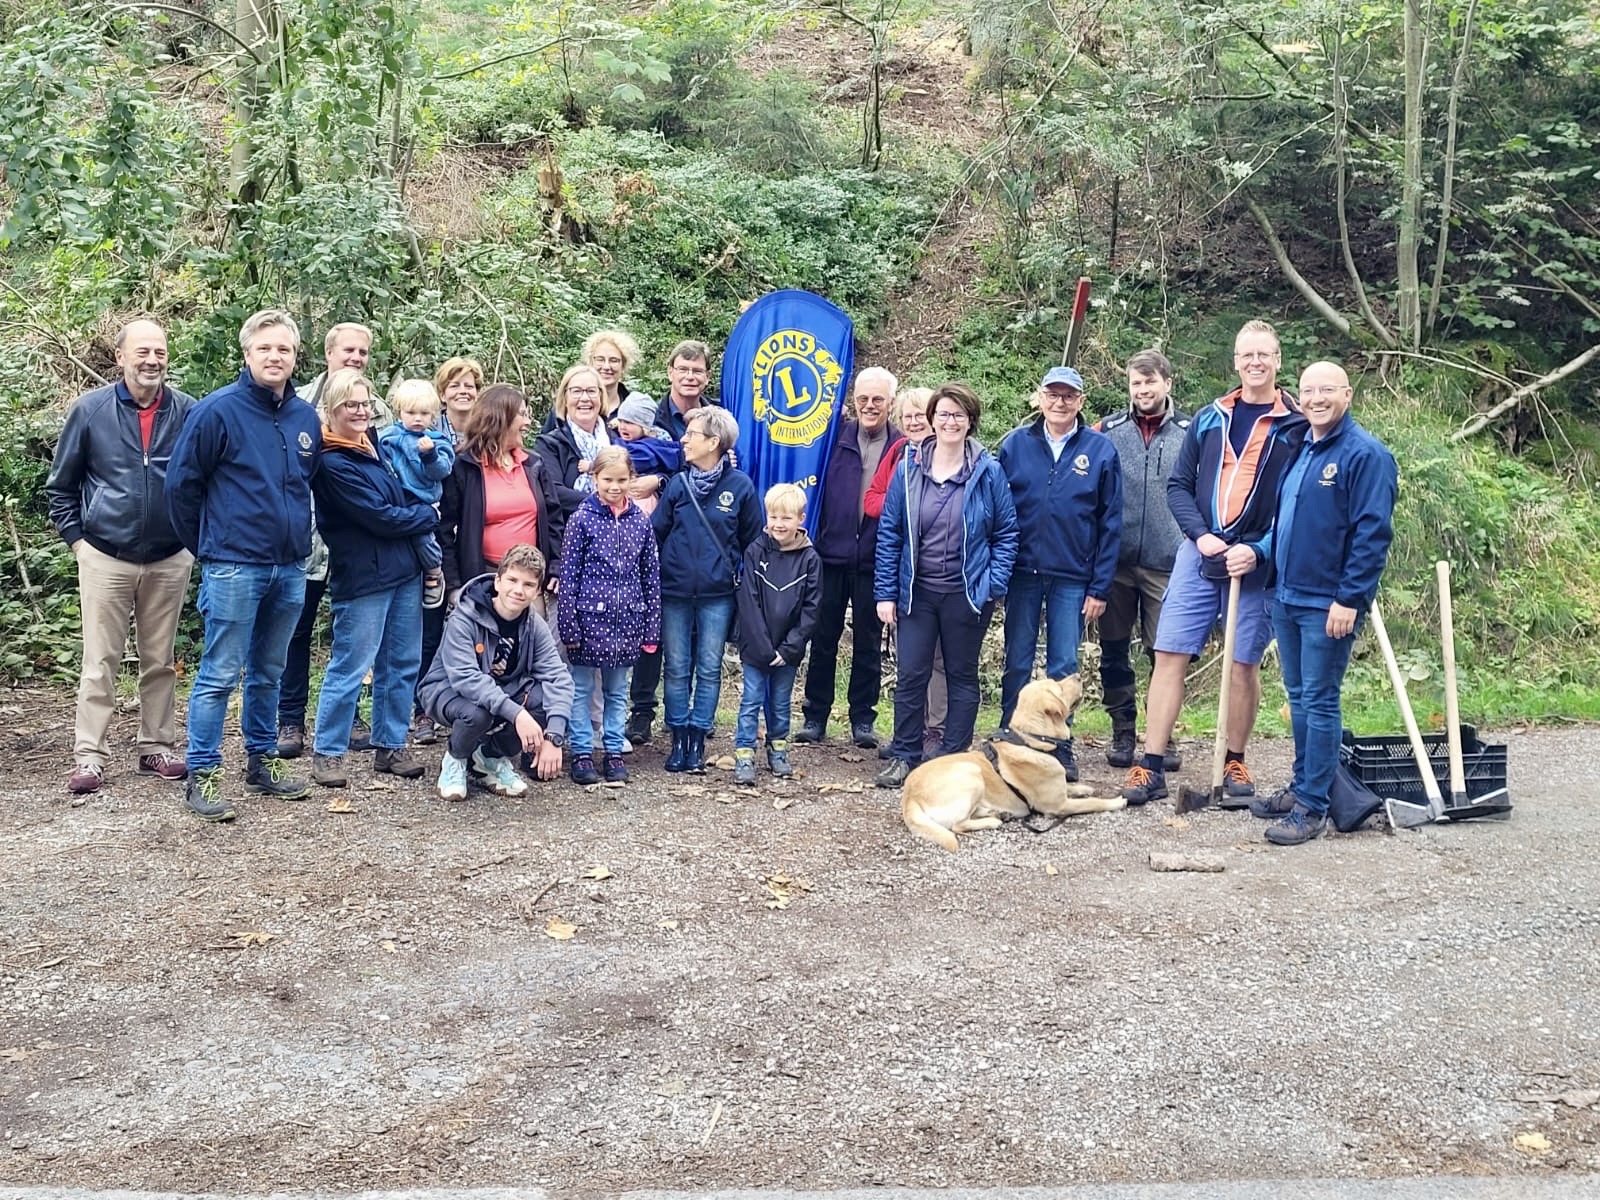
{"left": 1339, "top": 725, "right": 1508, "bottom": 807}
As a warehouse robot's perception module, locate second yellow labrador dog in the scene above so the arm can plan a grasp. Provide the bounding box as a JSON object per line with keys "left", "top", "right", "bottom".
{"left": 901, "top": 676, "right": 1126, "bottom": 851}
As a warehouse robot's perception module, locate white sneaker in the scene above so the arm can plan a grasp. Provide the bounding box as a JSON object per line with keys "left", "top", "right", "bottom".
{"left": 621, "top": 737, "right": 634, "bottom": 755}
{"left": 437, "top": 753, "right": 468, "bottom": 802}
{"left": 470, "top": 748, "right": 528, "bottom": 797}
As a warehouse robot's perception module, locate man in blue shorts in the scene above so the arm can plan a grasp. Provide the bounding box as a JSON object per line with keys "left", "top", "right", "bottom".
{"left": 1121, "top": 320, "right": 1307, "bottom": 806}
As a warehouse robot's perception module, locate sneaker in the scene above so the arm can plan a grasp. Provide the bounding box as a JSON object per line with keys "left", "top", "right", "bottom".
{"left": 1220, "top": 759, "right": 1256, "bottom": 807}
{"left": 137, "top": 752, "right": 188, "bottom": 780}
{"left": 603, "top": 754, "right": 628, "bottom": 783}
{"left": 570, "top": 753, "right": 600, "bottom": 785}
{"left": 411, "top": 714, "right": 438, "bottom": 746}
{"left": 275, "top": 723, "right": 306, "bottom": 759}
{"left": 245, "top": 752, "right": 310, "bottom": 800}
{"left": 1121, "top": 764, "right": 1167, "bottom": 806}
{"left": 375, "top": 747, "right": 424, "bottom": 779}
{"left": 874, "top": 758, "right": 912, "bottom": 788}
{"left": 921, "top": 726, "right": 944, "bottom": 758}
{"left": 1250, "top": 786, "right": 1299, "bottom": 820}
{"left": 620, "top": 737, "right": 634, "bottom": 756}
{"left": 733, "top": 748, "right": 757, "bottom": 786}
{"left": 67, "top": 763, "right": 105, "bottom": 795}
{"left": 311, "top": 753, "right": 348, "bottom": 788}
{"left": 767, "top": 739, "right": 793, "bottom": 779}
{"left": 422, "top": 571, "right": 445, "bottom": 610}
{"left": 793, "top": 720, "right": 825, "bottom": 745}
{"left": 437, "top": 753, "right": 469, "bottom": 802}
{"left": 1163, "top": 743, "right": 1183, "bottom": 772}
{"left": 349, "top": 717, "right": 373, "bottom": 752}
{"left": 1106, "top": 729, "right": 1136, "bottom": 769}
{"left": 1265, "top": 803, "right": 1328, "bottom": 846}
{"left": 470, "top": 749, "right": 528, "bottom": 797}
{"left": 851, "top": 721, "right": 879, "bottom": 750}
{"left": 624, "top": 714, "right": 652, "bottom": 746}
{"left": 184, "top": 766, "right": 236, "bottom": 822}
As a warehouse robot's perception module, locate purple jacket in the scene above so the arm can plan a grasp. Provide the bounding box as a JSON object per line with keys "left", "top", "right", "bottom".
{"left": 556, "top": 493, "right": 662, "bottom": 668}
{"left": 813, "top": 420, "right": 901, "bottom": 570}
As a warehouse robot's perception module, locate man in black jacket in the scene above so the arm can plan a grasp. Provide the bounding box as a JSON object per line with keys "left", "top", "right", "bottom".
{"left": 46, "top": 319, "right": 196, "bottom": 796}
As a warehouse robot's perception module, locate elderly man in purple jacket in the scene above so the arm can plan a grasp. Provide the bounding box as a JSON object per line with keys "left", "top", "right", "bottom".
{"left": 795, "top": 366, "right": 901, "bottom": 749}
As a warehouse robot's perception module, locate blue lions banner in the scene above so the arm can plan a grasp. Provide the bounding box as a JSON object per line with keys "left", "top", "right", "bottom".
{"left": 720, "top": 289, "right": 855, "bottom": 537}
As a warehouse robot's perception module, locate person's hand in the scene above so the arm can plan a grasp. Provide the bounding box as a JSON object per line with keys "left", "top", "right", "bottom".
{"left": 532, "top": 739, "right": 563, "bottom": 780}
{"left": 1196, "top": 533, "right": 1229, "bottom": 558}
{"left": 1224, "top": 543, "right": 1257, "bottom": 577}
{"left": 418, "top": 434, "right": 434, "bottom": 453}
{"left": 1082, "top": 595, "right": 1106, "bottom": 622}
{"left": 70, "top": 539, "right": 84, "bottom": 555}
{"left": 1326, "top": 602, "right": 1358, "bottom": 639}
{"left": 446, "top": 587, "right": 462, "bottom": 610}
{"left": 877, "top": 601, "right": 897, "bottom": 626}
{"left": 577, "top": 459, "right": 591, "bottom": 475}
{"left": 566, "top": 643, "right": 581, "bottom": 655}
{"left": 629, "top": 474, "right": 662, "bottom": 499}
{"left": 642, "top": 642, "right": 658, "bottom": 654}
{"left": 514, "top": 710, "right": 544, "bottom": 753}
{"left": 547, "top": 578, "right": 560, "bottom": 596}
{"left": 771, "top": 652, "right": 785, "bottom": 666}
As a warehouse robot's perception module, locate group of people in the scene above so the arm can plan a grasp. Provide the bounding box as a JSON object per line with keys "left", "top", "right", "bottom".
{"left": 45, "top": 310, "right": 1396, "bottom": 846}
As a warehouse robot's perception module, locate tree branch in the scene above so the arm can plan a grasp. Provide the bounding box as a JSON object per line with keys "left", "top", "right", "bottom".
{"left": 1244, "top": 197, "right": 1354, "bottom": 338}
{"left": 1330, "top": 29, "right": 1396, "bottom": 348}
{"left": 434, "top": 37, "right": 570, "bottom": 82}
{"left": 107, "top": 2, "right": 266, "bottom": 60}
{"left": 1426, "top": 0, "right": 1478, "bottom": 335}
{"left": 1451, "top": 342, "right": 1600, "bottom": 441}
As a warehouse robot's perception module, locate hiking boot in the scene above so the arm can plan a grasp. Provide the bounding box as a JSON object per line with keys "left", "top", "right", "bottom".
{"left": 137, "top": 752, "right": 187, "bottom": 780}
{"left": 437, "top": 753, "right": 469, "bottom": 802}
{"left": 733, "top": 748, "right": 757, "bottom": 786}
{"left": 1250, "top": 786, "right": 1299, "bottom": 820}
{"left": 422, "top": 570, "right": 445, "bottom": 610}
{"left": 1220, "top": 759, "right": 1256, "bottom": 807}
{"left": 1057, "top": 738, "right": 1079, "bottom": 783}
{"left": 664, "top": 726, "right": 689, "bottom": 773}
{"left": 184, "top": 766, "right": 236, "bottom": 822}
{"left": 624, "top": 713, "right": 652, "bottom": 746}
{"left": 603, "top": 754, "right": 628, "bottom": 783}
{"left": 685, "top": 728, "right": 708, "bottom": 774}
{"left": 921, "top": 726, "right": 944, "bottom": 758}
{"left": 311, "top": 753, "right": 348, "bottom": 788}
{"left": 1121, "top": 764, "right": 1167, "bottom": 806}
{"left": 767, "top": 739, "right": 793, "bottom": 779}
{"left": 875, "top": 757, "right": 912, "bottom": 788}
{"left": 570, "top": 753, "right": 600, "bottom": 785}
{"left": 411, "top": 714, "right": 439, "bottom": 746}
{"left": 67, "top": 763, "right": 105, "bottom": 795}
{"left": 275, "top": 722, "right": 306, "bottom": 759}
{"left": 245, "top": 752, "right": 310, "bottom": 800}
{"left": 1106, "top": 728, "right": 1136, "bottom": 769}
{"left": 470, "top": 749, "right": 527, "bottom": 797}
{"left": 1265, "top": 803, "right": 1327, "bottom": 846}
{"left": 851, "top": 721, "right": 879, "bottom": 750}
{"left": 349, "top": 717, "right": 373, "bottom": 752}
{"left": 793, "top": 720, "right": 825, "bottom": 745}
{"left": 375, "top": 747, "right": 424, "bottom": 779}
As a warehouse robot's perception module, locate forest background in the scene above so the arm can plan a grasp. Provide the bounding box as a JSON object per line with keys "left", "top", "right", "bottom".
{"left": 0, "top": 0, "right": 1596, "bottom": 737}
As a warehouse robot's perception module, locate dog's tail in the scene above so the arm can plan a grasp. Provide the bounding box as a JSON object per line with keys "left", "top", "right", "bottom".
{"left": 902, "top": 796, "right": 960, "bottom": 852}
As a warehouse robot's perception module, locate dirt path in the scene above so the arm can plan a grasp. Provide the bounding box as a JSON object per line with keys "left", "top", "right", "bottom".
{"left": 1, "top": 686, "right": 1597, "bottom": 1194}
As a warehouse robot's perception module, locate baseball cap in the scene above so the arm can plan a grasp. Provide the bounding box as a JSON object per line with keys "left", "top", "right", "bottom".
{"left": 1040, "top": 366, "right": 1085, "bottom": 392}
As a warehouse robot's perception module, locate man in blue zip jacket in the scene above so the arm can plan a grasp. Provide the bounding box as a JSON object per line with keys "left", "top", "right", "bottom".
{"left": 1233, "top": 361, "right": 1398, "bottom": 845}
{"left": 996, "top": 365, "right": 1122, "bottom": 778}
{"left": 165, "top": 310, "right": 322, "bottom": 821}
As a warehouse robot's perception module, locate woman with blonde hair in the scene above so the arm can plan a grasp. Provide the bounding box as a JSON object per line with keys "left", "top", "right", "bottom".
{"left": 536, "top": 363, "right": 612, "bottom": 518}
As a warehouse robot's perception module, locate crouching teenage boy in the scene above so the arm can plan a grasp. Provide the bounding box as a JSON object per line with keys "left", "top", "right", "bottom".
{"left": 733, "top": 484, "right": 823, "bottom": 785}
{"left": 417, "top": 544, "right": 574, "bottom": 801}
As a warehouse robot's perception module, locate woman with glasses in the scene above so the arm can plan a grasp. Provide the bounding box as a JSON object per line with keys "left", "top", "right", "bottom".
{"left": 873, "top": 383, "right": 1018, "bottom": 788}
{"left": 538, "top": 330, "right": 642, "bottom": 434}
{"left": 536, "top": 364, "right": 613, "bottom": 518}
{"left": 306, "top": 369, "right": 439, "bottom": 788}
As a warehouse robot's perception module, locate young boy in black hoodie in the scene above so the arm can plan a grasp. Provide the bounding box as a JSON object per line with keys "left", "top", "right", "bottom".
{"left": 734, "top": 484, "right": 823, "bottom": 785}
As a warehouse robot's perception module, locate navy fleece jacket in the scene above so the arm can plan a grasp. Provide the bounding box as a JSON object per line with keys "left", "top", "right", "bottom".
{"left": 996, "top": 416, "right": 1123, "bottom": 597}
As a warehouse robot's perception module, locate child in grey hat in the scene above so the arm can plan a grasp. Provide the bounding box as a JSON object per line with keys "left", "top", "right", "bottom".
{"left": 610, "top": 393, "right": 682, "bottom": 516}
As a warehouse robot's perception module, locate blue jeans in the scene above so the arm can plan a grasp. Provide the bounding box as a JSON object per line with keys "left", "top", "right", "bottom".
{"left": 661, "top": 596, "right": 735, "bottom": 731}
{"left": 1273, "top": 600, "right": 1359, "bottom": 816}
{"left": 312, "top": 577, "right": 423, "bottom": 756}
{"left": 570, "top": 664, "right": 631, "bottom": 755}
{"left": 1001, "top": 571, "right": 1087, "bottom": 725}
{"left": 186, "top": 560, "right": 308, "bottom": 770}
{"left": 736, "top": 661, "right": 799, "bottom": 749}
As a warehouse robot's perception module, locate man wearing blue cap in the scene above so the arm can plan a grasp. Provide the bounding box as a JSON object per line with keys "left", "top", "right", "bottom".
{"left": 996, "top": 365, "right": 1123, "bottom": 776}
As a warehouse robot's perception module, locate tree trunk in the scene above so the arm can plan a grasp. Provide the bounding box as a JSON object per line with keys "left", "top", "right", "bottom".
{"left": 1396, "top": 0, "right": 1426, "bottom": 349}
{"left": 231, "top": 0, "right": 274, "bottom": 205}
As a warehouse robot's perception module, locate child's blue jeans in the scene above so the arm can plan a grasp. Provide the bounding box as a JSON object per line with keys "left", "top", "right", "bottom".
{"left": 735, "top": 661, "right": 799, "bottom": 749}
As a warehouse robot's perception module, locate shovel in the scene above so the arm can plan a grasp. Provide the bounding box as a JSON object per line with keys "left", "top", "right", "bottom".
{"left": 1177, "top": 574, "right": 1240, "bottom": 813}
{"left": 1368, "top": 599, "right": 1446, "bottom": 829}
{"left": 1437, "top": 561, "right": 1513, "bottom": 821}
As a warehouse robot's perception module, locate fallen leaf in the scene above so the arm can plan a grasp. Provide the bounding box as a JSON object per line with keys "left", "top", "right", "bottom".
{"left": 582, "top": 865, "right": 614, "bottom": 881}
{"left": 1514, "top": 1131, "right": 1551, "bottom": 1153}
{"left": 381, "top": 940, "right": 397, "bottom": 953}
{"left": 838, "top": 752, "right": 865, "bottom": 763}
{"left": 327, "top": 796, "right": 355, "bottom": 814}
{"left": 714, "top": 755, "right": 736, "bottom": 770}
{"left": 658, "top": 1076, "right": 686, "bottom": 1095}
{"left": 545, "top": 917, "right": 578, "bottom": 941}
{"left": 1163, "top": 815, "right": 1191, "bottom": 830}
{"left": 229, "top": 930, "right": 275, "bottom": 947}
{"left": 657, "top": 918, "right": 679, "bottom": 931}
{"left": 816, "top": 780, "right": 865, "bottom": 794}
{"left": 363, "top": 777, "right": 398, "bottom": 792}
{"left": 714, "top": 792, "right": 739, "bottom": 805}
{"left": 761, "top": 872, "right": 814, "bottom": 909}
{"left": 670, "top": 785, "right": 710, "bottom": 799}
{"left": 0, "top": 1047, "right": 30, "bottom": 1061}
{"left": 773, "top": 796, "right": 797, "bottom": 810}
{"left": 1043, "top": 863, "right": 1059, "bottom": 876}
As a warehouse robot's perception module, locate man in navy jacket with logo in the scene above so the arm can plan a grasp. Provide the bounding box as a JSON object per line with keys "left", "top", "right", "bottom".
{"left": 1238, "top": 361, "right": 1397, "bottom": 845}
{"left": 165, "top": 309, "right": 322, "bottom": 821}
{"left": 996, "top": 365, "right": 1122, "bottom": 776}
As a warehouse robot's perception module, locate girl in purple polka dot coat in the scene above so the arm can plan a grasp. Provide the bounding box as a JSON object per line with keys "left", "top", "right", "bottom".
{"left": 556, "top": 447, "right": 662, "bottom": 784}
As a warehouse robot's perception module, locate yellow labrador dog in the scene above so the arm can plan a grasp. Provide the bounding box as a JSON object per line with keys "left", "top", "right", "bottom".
{"left": 901, "top": 676, "right": 1126, "bottom": 851}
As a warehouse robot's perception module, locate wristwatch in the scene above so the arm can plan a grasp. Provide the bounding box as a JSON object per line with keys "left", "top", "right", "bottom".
{"left": 545, "top": 731, "right": 566, "bottom": 750}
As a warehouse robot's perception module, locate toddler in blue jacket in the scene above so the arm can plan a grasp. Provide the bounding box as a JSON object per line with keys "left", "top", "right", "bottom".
{"left": 378, "top": 380, "right": 456, "bottom": 609}
{"left": 610, "top": 394, "right": 682, "bottom": 516}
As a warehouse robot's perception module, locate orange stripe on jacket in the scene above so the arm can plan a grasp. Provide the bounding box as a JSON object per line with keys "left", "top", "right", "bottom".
{"left": 1215, "top": 387, "right": 1294, "bottom": 529}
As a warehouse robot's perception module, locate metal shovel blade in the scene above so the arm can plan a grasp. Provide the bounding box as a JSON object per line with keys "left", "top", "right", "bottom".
{"left": 1442, "top": 785, "right": 1513, "bottom": 821}
{"left": 1384, "top": 796, "right": 1440, "bottom": 829}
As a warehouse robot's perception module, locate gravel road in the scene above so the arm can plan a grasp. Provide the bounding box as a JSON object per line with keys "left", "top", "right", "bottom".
{"left": 1, "top": 686, "right": 1595, "bottom": 1195}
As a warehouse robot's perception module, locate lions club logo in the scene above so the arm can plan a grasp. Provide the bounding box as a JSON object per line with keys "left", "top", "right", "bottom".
{"left": 717, "top": 491, "right": 735, "bottom": 510}
{"left": 1321, "top": 462, "right": 1339, "bottom": 482}
{"left": 751, "top": 329, "right": 844, "bottom": 448}
{"left": 298, "top": 431, "right": 313, "bottom": 450}
{"left": 1073, "top": 453, "right": 1090, "bottom": 470}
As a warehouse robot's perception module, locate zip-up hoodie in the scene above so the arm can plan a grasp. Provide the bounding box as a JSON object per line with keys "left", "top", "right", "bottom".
{"left": 997, "top": 415, "right": 1122, "bottom": 597}
{"left": 47, "top": 381, "right": 195, "bottom": 562}
{"left": 652, "top": 460, "right": 764, "bottom": 600}
{"left": 735, "top": 531, "right": 823, "bottom": 669}
{"left": 417, "top": 571, "right": 574, "bottom": 738}
{"left": 313, "top": 428, "right": 439, "bottom": 602}
{"left": 165, "top": 368, "right": 321, "bottom": 564}
{"left": 875, "top": 436, "right": 1019, "bottom": 615}
{"left": 1094, "top": 403, "right": 1189, "bottom": 573}
{"left": 1268, "top": 413, "right": 1398, "bottom": 612}
{"left": 377, "top": 421, "right": 455, "bottom": 505}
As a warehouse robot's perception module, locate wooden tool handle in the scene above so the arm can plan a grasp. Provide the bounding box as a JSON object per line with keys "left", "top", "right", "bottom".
{"left": 1437, "top": 561, "right": 1467, "bottom": 799}
{"left": 1211, "top": 574, "right": 1242, "bottom": 790}
{"left": 1369, "top": 600, "right": 1443, "bottom": 805}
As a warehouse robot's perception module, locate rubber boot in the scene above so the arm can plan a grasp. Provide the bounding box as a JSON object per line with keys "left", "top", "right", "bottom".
{"left": 664, "top": 726, "right": 689, "bottom": 773}
{"left": 686, "top": 727, "right": 708, "bottom": 774}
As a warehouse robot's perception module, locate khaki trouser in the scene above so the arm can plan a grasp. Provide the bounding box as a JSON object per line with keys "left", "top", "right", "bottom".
{"left": 74, "top": 542, "right": 194, "bottom": 766}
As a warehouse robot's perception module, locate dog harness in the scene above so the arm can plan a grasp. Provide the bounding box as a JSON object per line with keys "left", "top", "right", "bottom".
{"left": 984, "top": 727, "right": 1077, "bottom": 834}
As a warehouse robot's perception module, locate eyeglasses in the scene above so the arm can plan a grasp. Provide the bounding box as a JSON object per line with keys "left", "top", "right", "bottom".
{"left": 933, "top": 411, "right": 968, "bottom": 424}
{"left": 1235, "top": 351, "right": 1278, "bottom": 362}
{"left": 670, "top": 364, "right": 708, "bottom": 377}
{"left": 341, "top": 401, "right": 372, "bottom": 412}
{"left": 568, "top": 386, "right": 602, "bottom": 398}
{"left": 1300, "top": 385, "right": 1350, "bottom": 398}
{"left": 1041, "top": 389, "right": 1082, "bottom": 403}
{"left": 681, "top": 428, "right": 707, "bottom": 440}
